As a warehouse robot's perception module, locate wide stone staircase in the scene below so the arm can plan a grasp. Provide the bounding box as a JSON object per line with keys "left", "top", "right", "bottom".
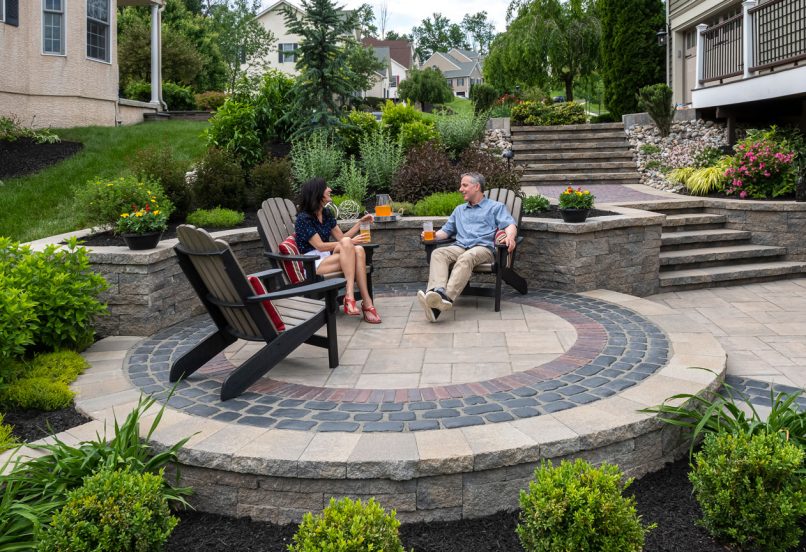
{"left": 655, "top": 204, "right": 806, "bottom": 291}
{"left": 511, "top": 122, "right": 640, "bottom": 187}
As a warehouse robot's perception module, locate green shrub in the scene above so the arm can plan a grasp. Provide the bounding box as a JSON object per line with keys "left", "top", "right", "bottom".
{"left": 359, "top": 129, "right": 403, "bottom": 194}
{"left": 194, "top": 91, "right": 227, "bottom": 111}
{"left": 590, "top": 112, "right": 618, "bottom": 123}
{"left": 393, "top": 141, "right": 458, "bottom": 203}
{"left": 0, "top": 377, "right": 74, "bottom": 410}
{"left": 289, "top": 497, "right": 405, "bottom": 552}
{"left": 523, "top": 194, "right": 550, "bottom": 214}
{"left": 0, "top": 238, "right": 108, "bottom": 353}
{"left": 458, "top": 148, "right": 522, "bottom": 196}
{"left": 670, "top": 165, "right": 728, "bottom": 196}
{"left": 397, "top": 66, "right": 453, "bottom": 108}
{"left": 392, "top": 201, "right": 415, "bottom": 216}
{"left": 75, "top": 175, "right": 172, "bottom": 228}
{"left": 690, "top": 432, "right": 806, "bottom": 551}
{"left": 517, "top": 459, "right": 652, "bottom": 552}
{"left": 644, "top": 159, "right": 663, "bottom": 171}
{"left": 122, "top": 80, "right": 151, "bottom": 103}
{"left": 191, "top": 148, "right": 246, "bottom": 210}
{"left": 130, "top": 145, "right": 192, "bottom": 220}
{"left": 334, "top": 159, "right": 369, "bottom": 204}
{"left": 511, "top": 101, "right": 587, "bottom": 126}
{"left": 37, "top": 468, "right": 178, "bottom": 552}
{"left": 0, "top": 115, "right": 60, "bottom": 144}
{"left": 399, "top": 120, "right": 439, "bottom": 152}
{"left": 381, "top": 100, "right": 424, "bottom": 141}
{"left": 693, "top": 146, "right": 724, "bottom": 168}
{"left": 639, "top": 143, "right": 661, "bottom": 155}
{"left": 290, "top": 132, "right": 344, "bottom": 188}
{"left": 642, "top": 373, "right": 806, "bottom": 453}
{"left": 0, "top": 276, "right": 37, "bottom": 360}
{"left": 637, "top": 84, "right": 675, "bottom": 137}
{"left": 0, "top": 413, "right": 15, "bottom": 453}
{"left": 186, "top": 207, "right": 245, "bottom": 228}
{"left": 0, "top": 394, "right": 191, "bottom": 551}
{"left": 162, "top": 82, "right": 196, "bottom": 111}
{"left": 205, "top": 100, "right": 262, "bottom": 167}
{"left": 469, "top": 83, "right": 498, "bottom": 114}
{"left": 413, "top": 192, "right": 464, "bottom": 216}
{"left": 489, "top": 103, "right": 513, "bottom": 118}
{"left": 435, "top": 111, "right": 488, "bottom": 158}
{"left": 248, "top": 156, "right": 294, "bottom": 207}
{"left": 338, "top": 110, "right": 380, "bottom": 157}
{"left": 27, "top": 350, "right": 88, "bottom": 383}
{"left": 250, "top": 69, "right": 299, "bottom": 144}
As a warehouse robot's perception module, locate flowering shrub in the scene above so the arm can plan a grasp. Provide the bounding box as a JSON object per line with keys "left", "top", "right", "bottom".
{"left": 115, "top": 203, "right": 168, "bottom": 235}
{"left": 724, "top": 137, "right": 796, "bottom": 198}
{"left": 558, "top": 186, "right": 594, "bottom": 209}
{"left": 76, "top": 175, "right": 172, "bottom": 228}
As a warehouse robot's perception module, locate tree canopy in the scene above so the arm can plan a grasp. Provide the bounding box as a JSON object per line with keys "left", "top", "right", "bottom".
{"left": 411, "top": 13, "right": 469, "bottom": 61}
{"left": 599, "top": 0, "right": 665, "bottom": 118}
{"left": 398, "top": 67, "right": 453, "bottom": 107}
{"left": 461, "top": 12, "right": 496, "bottom": 55}
{"left": 483, "top": 0, "right": 600, "bottom": 101}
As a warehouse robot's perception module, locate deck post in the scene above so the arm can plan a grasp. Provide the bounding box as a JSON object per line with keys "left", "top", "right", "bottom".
{"left": 695, "top": 24, "right": 708, "bottom": 89}
{"left": 742, "top": 0, "right": 757, "bottom": 78}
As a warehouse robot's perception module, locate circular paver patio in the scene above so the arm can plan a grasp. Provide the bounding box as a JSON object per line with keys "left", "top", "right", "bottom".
{"left": 126, "top": 290, "right": 670, "bottom": 432}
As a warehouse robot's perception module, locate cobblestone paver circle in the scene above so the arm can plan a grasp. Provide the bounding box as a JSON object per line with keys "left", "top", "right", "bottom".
{"left": 127, "top": 290, "right": 670, "bottom": 432}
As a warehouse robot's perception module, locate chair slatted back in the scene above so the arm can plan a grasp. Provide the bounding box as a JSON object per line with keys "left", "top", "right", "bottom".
{"left": 486, "top": 188, "right": 523, "bottom": 226}
{"left": 176, "top": 225, "right": 274, "bottom": 341}
{"left": 257, "top": 198, "right": 297, "bottom": 254}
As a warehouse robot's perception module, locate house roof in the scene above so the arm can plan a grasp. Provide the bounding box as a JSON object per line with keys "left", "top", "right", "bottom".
{"left": 361, "top": 37, "right": 413, "bottom": 68}
{"left": 450, "top": 48, "right": 482, "bottom": 61}
{"left": 442, "top": 61, "right": 480, "bottom": 79}
{"left": 256, "top": 0, "right": 304, "bottom": 19}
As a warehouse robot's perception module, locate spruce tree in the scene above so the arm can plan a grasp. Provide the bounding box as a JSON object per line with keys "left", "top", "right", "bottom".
{"left": 599, "top": 0, "right": 665, "bottom": 119}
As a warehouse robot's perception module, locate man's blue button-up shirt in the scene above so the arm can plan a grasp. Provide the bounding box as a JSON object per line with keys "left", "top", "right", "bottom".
{"left": 441, "top": 197, "right": 516, "bottom": 251}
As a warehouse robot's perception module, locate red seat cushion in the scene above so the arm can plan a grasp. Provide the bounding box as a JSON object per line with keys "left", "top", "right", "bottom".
{"left": 495, "top": 229, "right": 507, "bottom": 245}
{"left": 278, "top": 235, "right": 306, "bottom": 284}
{"left": 247, "top": 276, "right": 285, "bottom": 332}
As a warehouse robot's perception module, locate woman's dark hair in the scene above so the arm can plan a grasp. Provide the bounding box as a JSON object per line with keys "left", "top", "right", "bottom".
{"left": 298, "top": 178, "right": 328, "bottom": 217}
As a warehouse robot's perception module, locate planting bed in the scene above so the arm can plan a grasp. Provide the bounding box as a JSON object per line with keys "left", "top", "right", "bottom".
{"left": 0, "top": 138, "right": 83, "bottom": 180}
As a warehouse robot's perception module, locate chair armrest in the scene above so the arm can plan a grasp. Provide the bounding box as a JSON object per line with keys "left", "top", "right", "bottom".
{"left": 247, "top": 278, "right": 347, "bottom": 302}
{"left": 264, "top": 250, "right": 320, "bottom": 263}
{"left": 248, "top": 268, "right": 284, "bottom": 280}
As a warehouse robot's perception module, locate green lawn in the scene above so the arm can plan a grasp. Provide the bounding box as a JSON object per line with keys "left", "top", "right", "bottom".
{"left": 0, "top": 121, "right": 209, "bottom": 242}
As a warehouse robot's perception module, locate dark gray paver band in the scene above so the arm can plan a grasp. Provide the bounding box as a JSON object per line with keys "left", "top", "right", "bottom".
{"left": 126, "top": 289, "right": 670, "bottom": 431}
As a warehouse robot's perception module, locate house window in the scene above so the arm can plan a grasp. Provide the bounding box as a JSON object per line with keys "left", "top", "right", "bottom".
{"left": 2, "top": 0, "right": 21, "bottom": 25}
{"left": 279, "top": 43, "right": 297, "bottom": 63}
{"left": 87, "top": 0, "right": 110, "bottom": 62}
{"left": 43, "top": 0, "right": 65, "bottom": 55}
{"left": 389, "top": 75, "right": 399, "bottom": 88}
{"left": 446, "top": 78, "right": 453, "bottom": 86}
{"left": 457, "top": 77, "right": 465, "bottom": 86}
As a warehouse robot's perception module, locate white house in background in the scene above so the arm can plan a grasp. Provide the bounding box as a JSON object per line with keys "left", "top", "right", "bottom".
{"left": 666, "top": 0, "right": 806, "bottom": 135}
{"left": 255, "top": 0, "right": 305, "bottom": 76}
{"left": 0, "top": 0, "right": 164, "bottom": 128}
{"left": 420, "top": 48, "right": 484, "bottom": 98}
{"left": 361, "top": 38, "right": 415, "bottom": 99}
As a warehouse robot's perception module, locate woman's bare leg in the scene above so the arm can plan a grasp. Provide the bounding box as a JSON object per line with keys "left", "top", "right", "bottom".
{"left": 353, "top": 246, "right": 373, "bottom": 308}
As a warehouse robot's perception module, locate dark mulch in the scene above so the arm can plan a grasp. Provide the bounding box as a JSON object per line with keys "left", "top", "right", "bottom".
{"left": 0, "top": 138, "right": 83, "bottom": 180}
{"left": 73, "top": 212, "right": 260, "bottom": 247}
{"left": 528, "top": 206, "right": 619, "bottom": 219}
{"left": 4, "top": 406, "right": 92, "bottom": 442}
{"left": 9, "top": 407, "right": 806, "bottom": 552}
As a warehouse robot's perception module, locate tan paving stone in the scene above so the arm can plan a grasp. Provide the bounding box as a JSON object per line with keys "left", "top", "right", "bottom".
{"left": 299, "top": 433, "right": 361, "bottom": 478}
{"left": 419, "top": 363, "right": 452, "bottom": 385}
{"left": 356, "top": 373, "right": 421, "bottom": 388}
{"left": 349, "top": 328, "right": 404, "bottom": 348}
{"left": 424, "top": 347, "right": 509, "bottom": 364}
{"left": 509, "top": 415, "right": 579, "bottom": 458}
{"left": 347, "top": 433, "right": 419, "bottom": 478}
{"left": 478, "top": 319, "right": 529, "bottom": 333}
{"left": 362, "top": 348, "right": 425, "bottom": 374}
{"left": 451, "top": 363, "right": 512, "bottom": 384}
{"left": 506, "top": 332, "right": 565, "bottom": 354}
{"left": 324, "top": 365, "right": 363, "bottom": 387}
{"left": 233, "top": 430, "right": 315, "bottom": 477}
{"left": 399, "top": 333, "right": 454, "bottom": 349}
{"left": 184, "top": 426, "right": 269, "bottom": 470}
{"left": 454, "top": 332, "right": 506, "bottom": 348}
{"left": 414, "top": 429, "right": 474, "bottom": 475}
{"left": 405, "top": 319, "right": 478, "bottom": 334}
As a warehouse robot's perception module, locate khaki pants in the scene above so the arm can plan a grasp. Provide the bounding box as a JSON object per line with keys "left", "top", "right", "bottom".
{"left": 427, "top": 245, "right": 494, "bottom": 301}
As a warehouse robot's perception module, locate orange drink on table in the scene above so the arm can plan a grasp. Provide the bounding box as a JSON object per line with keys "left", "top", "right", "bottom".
{"left": 375, "top": 194, "right": 392, "bottom": 217}
{"left": 422, "top": 221, "right": 435, "bottom": 241}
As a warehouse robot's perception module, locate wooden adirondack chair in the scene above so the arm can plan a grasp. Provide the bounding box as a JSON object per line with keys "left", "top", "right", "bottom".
{"left": 256, "top": 197, "right": 376, "bottom": 297}
{"left": 423, "top": 188, "right": 528, "bottom": 312}
{"left": 171, "top": 225, "right": 345, "bottom": 401}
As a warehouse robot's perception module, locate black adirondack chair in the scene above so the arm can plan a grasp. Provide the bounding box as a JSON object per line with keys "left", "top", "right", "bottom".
{"left": 256, "top": 197, "right": 376, "bottom": 298}
{"left": 423, "top": 188, "right": 528, "bottom": 312}
{"left": 171, "top": 225, "right": 345, "bottom": 401}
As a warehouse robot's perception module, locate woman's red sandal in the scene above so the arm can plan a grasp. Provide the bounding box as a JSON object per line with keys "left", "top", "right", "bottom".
{"left": 362, "top": 304, "right": 382, "bottom": 324}
{"left": 343, "top": 296, "right": 360, "bottom": 316}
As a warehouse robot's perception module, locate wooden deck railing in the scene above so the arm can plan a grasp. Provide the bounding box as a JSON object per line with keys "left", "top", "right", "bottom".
{"left": 749, "top": 0, "right": 806, "bottom": 71}
{"left": 701, "top": 14, "right": 743, "bottom": 83}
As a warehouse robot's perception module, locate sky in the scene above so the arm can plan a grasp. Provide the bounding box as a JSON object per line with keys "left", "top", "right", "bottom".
{"left": 262, "top": 0, "right": 511, "bottom": 37}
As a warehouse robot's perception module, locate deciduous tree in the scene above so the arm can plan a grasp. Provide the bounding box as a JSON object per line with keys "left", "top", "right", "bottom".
{"left": 461, "top": 12, "right": 496, "bottom": 55}
{"left": 411, "top": 13, "right": 469, "bottom": 61}
{"left": 397, "top": 67, "right": 453, "bottom": 108}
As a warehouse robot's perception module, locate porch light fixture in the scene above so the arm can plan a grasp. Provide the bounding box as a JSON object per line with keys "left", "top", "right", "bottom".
{"left": 657, "top": 25, "right": 669, "bottom": 46}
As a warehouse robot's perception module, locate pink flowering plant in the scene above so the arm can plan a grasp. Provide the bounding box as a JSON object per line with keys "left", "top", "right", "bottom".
{"left": 724, "top": 136, "right": 796, "bottom": 199}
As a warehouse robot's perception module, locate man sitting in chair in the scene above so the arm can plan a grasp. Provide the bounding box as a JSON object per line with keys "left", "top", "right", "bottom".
{"left": 418, "top": 172, "right": 517, "bottom": 322}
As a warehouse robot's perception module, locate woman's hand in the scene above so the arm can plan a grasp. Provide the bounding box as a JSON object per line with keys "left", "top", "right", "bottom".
{"left": 351, "top": 233, "right": 370, "bottom": 245}
{"left": 359, "top": 213, "right": 374, "bottom": 223}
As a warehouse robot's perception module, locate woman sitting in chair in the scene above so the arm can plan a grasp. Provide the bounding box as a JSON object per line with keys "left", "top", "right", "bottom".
{"left": 295, "top": 178, "right": 381, "bottom": 324}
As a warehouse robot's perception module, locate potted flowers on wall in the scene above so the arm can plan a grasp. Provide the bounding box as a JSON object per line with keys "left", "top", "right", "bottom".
{"left": 116, "top": 201, "right": 171, "bottom": 250}
{"left": 558, "top": 186, "right": 595, "bottom": 223}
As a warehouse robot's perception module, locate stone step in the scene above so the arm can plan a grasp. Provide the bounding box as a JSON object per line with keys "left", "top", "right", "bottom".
{"left": 662, "top": 213, "right": 727, "bottom": 228}
{"left": 520, "top": 173, "right": 642, "bottom": 184}
{"left": 522, "top": 162, "right": 637, "bottom": 174}
{"left": 660, "top": 228, "right": 752, "bottom": 247}
{"left": 659, "top": 261, "right": 806, "bottom": 289}
{"left": 512, "top": 141, "right": 630, "bottom": 152}
{"left": 513, "top": 131, "right": 627, "bottom": 142}
{"left": 659, "top": 244, "right": 788, "bottom": 267}
{"left": 511, "top": 122, "right": 624, "bottom": 132}
{"left": 515, "top": 151, "right": 635, "bottom": 162}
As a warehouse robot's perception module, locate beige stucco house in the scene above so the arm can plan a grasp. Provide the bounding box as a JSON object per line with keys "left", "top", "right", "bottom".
{"left": 255, "top": 0, "right": 305, "bottom": 77}
{"left": 420, "top": 48, "right": 484, "bottom": 98}
{"left": 361, "top": 38, "right": 415, "bottom": 100}
{"left": 665, "top": 0, "right": 805, "bottom": 132}
{"left": 0, "top": 0, "right": 164, "bottom": 129}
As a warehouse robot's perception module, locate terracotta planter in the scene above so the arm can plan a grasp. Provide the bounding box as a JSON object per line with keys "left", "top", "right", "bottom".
{"left": 122, "top": 231, "right": 162, "bottom": 250}
{"left": 560, "top": 208, "right": 589, "bottom": 223}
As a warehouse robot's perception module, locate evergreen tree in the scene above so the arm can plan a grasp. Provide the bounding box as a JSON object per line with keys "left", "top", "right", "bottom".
{"left": 599, "top": 0, "right": 665, "bottom": 119}
{"left": 284, "top": 0, "right": 360, "bottom": 134}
